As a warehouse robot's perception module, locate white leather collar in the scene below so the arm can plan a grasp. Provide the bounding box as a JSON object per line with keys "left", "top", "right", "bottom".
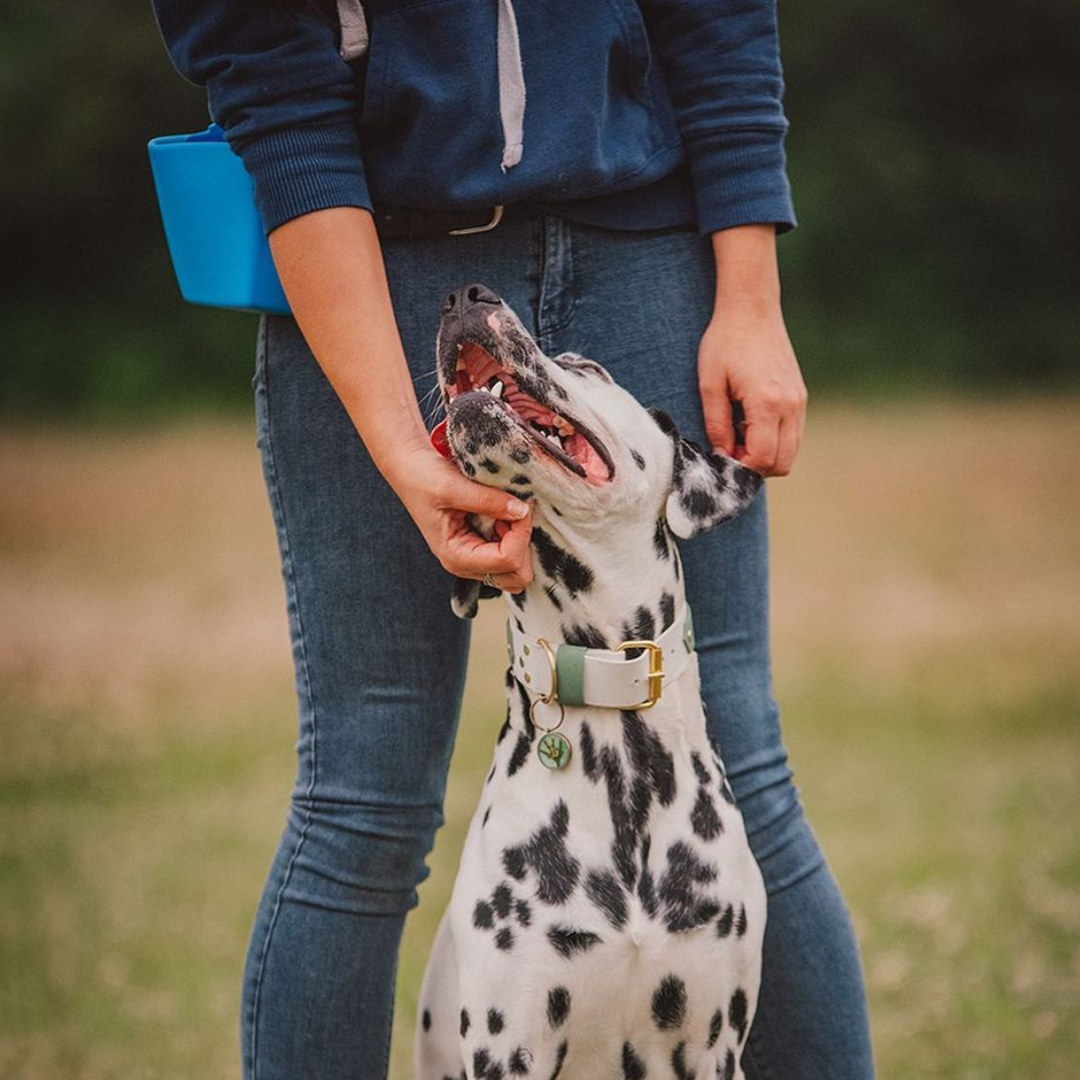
{"left": 506, "top": 605, "right": 695, "bottom": 711}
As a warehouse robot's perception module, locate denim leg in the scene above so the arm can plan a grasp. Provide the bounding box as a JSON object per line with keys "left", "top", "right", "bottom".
{"left": 241, "top": 216, "right": 545, "bottom": 1080}
{"left": 557, "top": 214, "right": 875, "bottom": 1078}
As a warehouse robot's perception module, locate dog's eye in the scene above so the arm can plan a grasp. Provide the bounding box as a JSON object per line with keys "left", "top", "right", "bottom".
{"left": 553, "top": 353, "right": 613, "bottom": 382}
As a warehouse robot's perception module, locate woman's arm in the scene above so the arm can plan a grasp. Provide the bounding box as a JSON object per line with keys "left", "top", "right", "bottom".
{"left": 640, "top": 0, "right": 806, "bottom": 474}
{"left": 699, "top": 224, "right": 806, "bottom": 477}
{"left": 152, "top": 1, "right": 532, "bottom": 586}
{"left": 268, "top": 208, "right": 534, "bottom": 588}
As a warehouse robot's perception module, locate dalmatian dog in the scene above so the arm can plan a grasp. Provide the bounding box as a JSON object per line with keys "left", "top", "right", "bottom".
{"left": 416, "top": 283, "right": 767, "bottom": 1080}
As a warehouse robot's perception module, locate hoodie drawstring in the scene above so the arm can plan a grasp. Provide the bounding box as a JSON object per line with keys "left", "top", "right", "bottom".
{"left": 495, "top": 0, "right": 526, "bottom": 170}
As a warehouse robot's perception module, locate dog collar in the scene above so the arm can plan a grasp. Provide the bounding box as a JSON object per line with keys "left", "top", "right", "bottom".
{"left": 506, "top": 605, "right": 695, "bottom": 712}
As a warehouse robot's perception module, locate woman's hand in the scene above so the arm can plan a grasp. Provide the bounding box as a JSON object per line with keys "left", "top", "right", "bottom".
{"left": 386, "top": 442, "right": 534, "bottom": 591}
{"left": 703, "top": 225, "right": 808, "bottom": 477}
{"left": 268, "top": 208, "right": 534, "bottom": 591}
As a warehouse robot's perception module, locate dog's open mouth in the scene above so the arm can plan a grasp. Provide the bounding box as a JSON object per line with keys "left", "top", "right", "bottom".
{"left": 438, "top": 341, "right": 614, "bottom": 485}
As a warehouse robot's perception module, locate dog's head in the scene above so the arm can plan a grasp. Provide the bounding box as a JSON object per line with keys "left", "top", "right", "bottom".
{"left": 435, "top": 284, "right": 762, "bottom": 616}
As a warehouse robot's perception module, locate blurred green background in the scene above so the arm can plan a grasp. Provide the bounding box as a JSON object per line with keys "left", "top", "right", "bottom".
{"left": 1, "top": 2, "right": 1079, "bottom": 1079}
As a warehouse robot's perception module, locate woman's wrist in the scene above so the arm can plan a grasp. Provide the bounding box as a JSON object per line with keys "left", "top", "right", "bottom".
{"left": 710, "top": 223, "right": 782, "bottom": 319}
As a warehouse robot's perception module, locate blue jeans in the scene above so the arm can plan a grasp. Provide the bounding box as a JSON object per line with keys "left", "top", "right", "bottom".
{"left": 243, "top": 205, "right": 874, "bottom": 1079}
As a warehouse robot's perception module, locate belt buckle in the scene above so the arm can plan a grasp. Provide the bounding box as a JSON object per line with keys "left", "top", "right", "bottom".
{"left": 448, "top": 205, "right": 505, "bottom": 236}
{"left": 616, "top": 639, "right": 665, "bottom": 710}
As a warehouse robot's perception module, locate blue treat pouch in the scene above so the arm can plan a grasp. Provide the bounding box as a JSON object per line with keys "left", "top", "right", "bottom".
{"left": 147, "top": 124, "right": 290, "bottom": 315}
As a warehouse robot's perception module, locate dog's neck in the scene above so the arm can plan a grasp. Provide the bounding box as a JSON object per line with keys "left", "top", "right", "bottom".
{"left": 507, "top": 507, "right": 685, "bottom": 651}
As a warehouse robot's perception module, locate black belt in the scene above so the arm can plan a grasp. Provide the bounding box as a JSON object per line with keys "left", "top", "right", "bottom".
{"left": 372, "top": 203, "right": 506, "bottom": 240}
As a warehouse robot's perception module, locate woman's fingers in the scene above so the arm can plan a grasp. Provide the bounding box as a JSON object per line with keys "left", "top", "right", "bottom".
{"left": 443, "top": 511, "right": 533, "bottom": 587}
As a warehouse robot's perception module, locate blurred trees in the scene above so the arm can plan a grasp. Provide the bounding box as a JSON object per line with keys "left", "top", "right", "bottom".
{"left": 0, "top": 0, "right": 1076, "bottom": 416}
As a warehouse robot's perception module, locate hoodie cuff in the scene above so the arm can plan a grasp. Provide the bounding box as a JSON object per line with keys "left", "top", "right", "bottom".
{"left": 686, "top": 129, "right": 797, "bottom": 236}
{"left": 230, "top": 119, "right": 374, "bottom": 235}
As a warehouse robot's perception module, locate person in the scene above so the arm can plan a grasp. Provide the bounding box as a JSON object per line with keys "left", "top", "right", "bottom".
{"left": 151, "top": 1, "right": 875, "bottom": 1077}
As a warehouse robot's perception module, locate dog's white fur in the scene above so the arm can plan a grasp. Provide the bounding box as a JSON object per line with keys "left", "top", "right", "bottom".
{"left": 415, "top": 288, "right": 766, "bottom": 1080}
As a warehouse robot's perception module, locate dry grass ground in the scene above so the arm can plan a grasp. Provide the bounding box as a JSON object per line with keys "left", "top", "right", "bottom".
{"left": 1, "top": 396, "right": 1077, "bottom": 1079}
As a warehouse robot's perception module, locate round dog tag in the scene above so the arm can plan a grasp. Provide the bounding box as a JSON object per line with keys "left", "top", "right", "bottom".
{"left": 537, "top": 731, "right": 572, "bottom": 771}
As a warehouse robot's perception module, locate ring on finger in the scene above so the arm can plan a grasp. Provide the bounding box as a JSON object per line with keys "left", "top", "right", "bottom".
{"left": 482, "top": 572, "right": 499, "bottom": 589}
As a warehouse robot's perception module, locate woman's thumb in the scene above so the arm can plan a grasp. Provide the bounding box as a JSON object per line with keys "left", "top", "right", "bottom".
{"left": 455, "top": 478, "right": 531, "bottom": 521}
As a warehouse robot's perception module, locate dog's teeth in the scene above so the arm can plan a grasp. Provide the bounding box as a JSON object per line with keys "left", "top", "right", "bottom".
{"left": 490, "top": 380, "right": 504, "bottom": 398}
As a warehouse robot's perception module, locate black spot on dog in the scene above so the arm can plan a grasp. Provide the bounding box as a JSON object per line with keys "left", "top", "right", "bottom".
{"left": 546, "top": 925, "right": 601, "bottom": 957}
{"left": 532, "top": 527, "right": 594, "bottom": 597}
{"left": 707, "top": 1008, "right": 724, "bottom": 1048}
{"left": 492, "top": 883, "right": 513, "bottom": 919}
{"left": 422, "top": 1008, "right": 432, "bottom": 1031}
{"left": 736, "top": 904, "right": 748, "bottom": 938}
{"left": 497, "top": 714, "right": 512, "bottom": 745}
{"left": 543, "top": 584, "right": 563, "bottom": 611}
{"left": 488, "top": 1008, "right": 505, "bottom": 1035}
{"left": 548, "top": 1040, "right": 568, "bottom": 1080}
{"left": 718, "top": 1049, "right": 735, "bottom": 1080}
{"left": 683, "top": 486, "right": 718, "bottom": 520}
{"left": 480, "top": 458, "right": 500, "bottom": 474}
{"left": 631, "top": 449, "right": 646, "bottom": 470}
{"left": 514, "top": 898, "right": 532, "bottom": 926}
{"left": 579, "top": 722, "right": 599, "bottom": 781}
{"left": 672, "top": 1040, "right": 695, "bottom": 1080}
{"left": 691, "top": 787, "right": 723, "bottom": 840}
{"left": 728, "top": 988, "right": 748, "bottom": 1043}
{"left": 495, "top": 927, "right": 514, "bottom": 951}
{"left": 510, "top": 474, "right": 530, "bottom": 486}
{"left": 715, "top": 904, "right": 734, "bottom": 938}
{"left": 513, "top": 680, "right": 537, "bottom": 738}
{"left": 483, "top": 806, "right": 492, "bottom": 827}
{"left": 658, "top": 841, "right": 721, "bottom": 932}
{"left": 659, "top": 591, "right": 676, "bottom": 632}
{"left": 462, "top": 460, "right": 477, "bottom": 478}
{"left": 507, "top": 489, "right": 532, "bottom": 501}
{"left": 651, "top": 975, "right": 687, "bottom": 1030}
{"left": 620, "top": 607, "right": 656, "bottom": 659}
{"left": 622, "top": 1041, "right": 647, "bottom": 1080}
{"left": 562, "top": 623, "right": 608, "bottom": 650}
{"left": 653, "top": 519, "right": 670, "bottom": 560}
{"left": 502, "top": 800, "right": 580, "bottom": 904}
{"left": 460, "top": 1008, "right": 471, "bottom": 1037}
{"left": 474, "top": 1048, "right": 492, "bottom": 1078}
{"left": 474, "top": 899, "right": 495, "bottom": 929}
{"left": 585, "top": 869, "right": 628, "bottom": 929}
{"left": 507, "top": 731, "right": 532, "bottom": 777}
{"left": 690, "top": 751, "right": 711, "bottom": 786}
{"left": 510, "top": 590, "right": 527, "bottom": 610}
{"left": 550, "top": 504, "right": 563, "bottom": 516}
{"left": 486, "top": 762, "right": 497, "bottom": 784}
{"left": 598, "top": 746, "right": 638, "bottom": 888}
{"left": 510, "top": 446, "right": 532, "bottom": 464}
{"left": 637, "top": 833, "right": 658, "bottom": 916}
{"left": 621, "top": 711, "right": 676, "bottom": 807}
{"left": 509, "top": 1046, "right": 532, "bottom": 1075}
{"left": 546, "top": 986, "right": 571, "bottom": 1028}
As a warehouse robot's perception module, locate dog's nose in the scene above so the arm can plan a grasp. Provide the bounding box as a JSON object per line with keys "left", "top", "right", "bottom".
{"left": 443, "top": 282, "right": 502, "bottom": 315}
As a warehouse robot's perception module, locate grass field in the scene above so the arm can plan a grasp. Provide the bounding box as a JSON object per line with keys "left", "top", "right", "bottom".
{"left": 1, "top": 396, "right": 1078, "bottom": 1079}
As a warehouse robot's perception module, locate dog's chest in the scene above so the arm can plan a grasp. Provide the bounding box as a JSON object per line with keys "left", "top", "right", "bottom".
{"left": 441, "top": 673, "right": 767, "bottom": 1078}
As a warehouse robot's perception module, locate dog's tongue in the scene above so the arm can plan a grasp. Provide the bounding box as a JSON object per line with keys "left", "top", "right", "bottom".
{"left": 430, "top": 418, "right": 452, "bottom": 459}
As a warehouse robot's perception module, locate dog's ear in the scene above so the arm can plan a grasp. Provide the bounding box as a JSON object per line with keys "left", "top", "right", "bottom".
{"left": 450, "top": 576, "right": 502, "bottom": 619}
{"left": 650, "top": 408, "right": 763, "bottom": 539}
{"left": 449, "top": 512, "right": 501, "bottom": 619}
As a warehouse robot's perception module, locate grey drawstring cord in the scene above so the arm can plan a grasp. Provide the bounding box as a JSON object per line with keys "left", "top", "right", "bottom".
{"left": 336, "top": 0, "right": 369, "bottom": 61}
{"left": 335, "top": 0, "right": 525, "bottom": 172}
{"left": 495, "top": 0, "right": 526, "bottom": 170}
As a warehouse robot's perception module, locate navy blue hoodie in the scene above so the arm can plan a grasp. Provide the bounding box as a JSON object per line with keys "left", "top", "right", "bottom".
{"left": 151, "top": 0, "right": 796, "bottom": 237}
